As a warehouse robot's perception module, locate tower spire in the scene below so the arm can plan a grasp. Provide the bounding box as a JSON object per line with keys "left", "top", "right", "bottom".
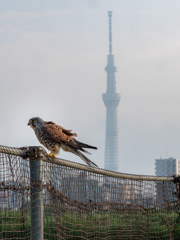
{"left": 108, "top": 11, "right": 113, "bottom": 55}
{"left": 102, "top": 11, "right": 121, "bottom": 172}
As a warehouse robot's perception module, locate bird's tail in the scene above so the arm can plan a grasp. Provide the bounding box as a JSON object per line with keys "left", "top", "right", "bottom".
{"left": 75, "top": 150, "right": 98, "bottom": 167}
{"left": 65, "top": 145, "right": 98, "bottom": 167}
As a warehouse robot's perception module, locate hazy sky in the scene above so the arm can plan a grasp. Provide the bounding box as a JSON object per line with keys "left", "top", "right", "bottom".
{"left": 0, "top": 0, "right": 180, "bottom": 175}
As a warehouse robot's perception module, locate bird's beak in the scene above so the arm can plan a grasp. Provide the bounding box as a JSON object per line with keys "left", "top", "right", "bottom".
{"left": 28, "top": 120, "right": 31, "bottom": 126}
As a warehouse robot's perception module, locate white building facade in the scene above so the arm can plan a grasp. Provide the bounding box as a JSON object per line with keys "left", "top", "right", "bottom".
{"left": 155, "top": 157, "right": 180, "bottom": 176}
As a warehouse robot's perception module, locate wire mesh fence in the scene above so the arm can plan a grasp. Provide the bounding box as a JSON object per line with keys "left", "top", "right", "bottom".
{"left": 0, "top": 145, "right": 180, "bottom": 239}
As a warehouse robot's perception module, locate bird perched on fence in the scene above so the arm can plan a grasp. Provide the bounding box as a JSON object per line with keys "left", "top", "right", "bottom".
{"left": 28, "top": 117, "right": 98, "bottom": 167}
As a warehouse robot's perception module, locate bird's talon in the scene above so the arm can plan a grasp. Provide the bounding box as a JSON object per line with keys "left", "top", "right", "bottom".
{"left": 48, "top": 152, "right": 55, "bottom": 158}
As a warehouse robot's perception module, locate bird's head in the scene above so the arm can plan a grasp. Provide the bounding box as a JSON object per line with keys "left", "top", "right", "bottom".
{"left": 28, "top": 117, "right": 44, "bottom": 130}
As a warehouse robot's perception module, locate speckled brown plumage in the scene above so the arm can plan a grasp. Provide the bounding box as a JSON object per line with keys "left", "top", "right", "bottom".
{"left": 41, "top": 121, "right": 77, "bottom": 142}
{"left": 28, "top": 117, "right": 98, "bottom": 167}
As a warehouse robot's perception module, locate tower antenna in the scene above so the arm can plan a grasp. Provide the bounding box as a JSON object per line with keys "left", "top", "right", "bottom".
{"left": 108, "top": 11, "right": 113, "bottom": 55}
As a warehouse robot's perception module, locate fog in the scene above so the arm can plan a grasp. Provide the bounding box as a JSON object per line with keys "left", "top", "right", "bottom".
{"left": 0, "top": 0, "right": 180, "bottom": 175}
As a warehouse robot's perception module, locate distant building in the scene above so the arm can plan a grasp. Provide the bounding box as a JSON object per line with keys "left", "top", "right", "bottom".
{"left": 155, "top": 157, "right": 180, "bottom": 176}
{"left": 62, "top": 172, "right": 102, "bottom": 208}
{"left": 155, "top": 158, "right": 179, "bottom": 205}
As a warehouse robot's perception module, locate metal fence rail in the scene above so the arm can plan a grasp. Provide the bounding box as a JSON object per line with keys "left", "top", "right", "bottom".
{"left": 0, "top": 145, "right": 174, "bottom": 182}
{"left": 0, "top": 145, "right": 180, "bottom": 240}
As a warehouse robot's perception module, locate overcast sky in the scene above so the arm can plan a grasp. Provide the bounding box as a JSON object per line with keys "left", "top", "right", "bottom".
{"left": 0, "top": 0, "right": 180, "bottom": 175}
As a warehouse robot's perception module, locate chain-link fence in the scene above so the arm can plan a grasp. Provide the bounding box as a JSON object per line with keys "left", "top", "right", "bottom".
{"left": 0, "top": 145, "right": 180, "bottom": 239}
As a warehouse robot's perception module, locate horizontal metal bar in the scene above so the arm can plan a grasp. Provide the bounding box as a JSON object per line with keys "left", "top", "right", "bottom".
{"left": 43, "top": 156, "right": 174, "bottom": 182}
{"left": 0, "top": 145, "right": 26, "bottom": 157}
{"left": 0, "top": 145, "right": 174, "bottom": 182}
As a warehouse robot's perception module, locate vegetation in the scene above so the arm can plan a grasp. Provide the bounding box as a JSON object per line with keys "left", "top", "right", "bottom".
{"left": 0, "top": 208, "right": 180, "bottom": 239}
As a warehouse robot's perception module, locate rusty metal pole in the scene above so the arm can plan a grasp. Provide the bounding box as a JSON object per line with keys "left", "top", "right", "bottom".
{"left": 29, "top": 147, "right": 44, "bottom": 240}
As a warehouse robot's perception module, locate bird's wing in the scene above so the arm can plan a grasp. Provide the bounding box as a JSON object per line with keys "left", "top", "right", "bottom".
{"left": 74, "top": 140, "right": 97, "bottom": 150}
{"left": 62, "top": 141, "right": 92, "bottom": 155}
{"left": 41, "top": 121, "right": 77, "bottom": 142}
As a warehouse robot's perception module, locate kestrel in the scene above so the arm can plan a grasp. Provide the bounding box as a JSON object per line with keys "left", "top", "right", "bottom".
{"left": 28, "top": 117, "right": 98, "bottom": 167}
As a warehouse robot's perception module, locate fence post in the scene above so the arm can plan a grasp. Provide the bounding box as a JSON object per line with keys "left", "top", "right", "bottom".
{"left": 29, "top": 147, "right": 44, "bottom": 240}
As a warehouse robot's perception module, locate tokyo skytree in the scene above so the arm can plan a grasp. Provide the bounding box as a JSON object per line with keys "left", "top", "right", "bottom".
{"left": 102, "top": 11, "right": 120, "bottom": 171}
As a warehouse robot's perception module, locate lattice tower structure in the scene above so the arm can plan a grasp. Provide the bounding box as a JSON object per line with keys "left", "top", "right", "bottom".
{"left": 102, "top": 11, "right": 120, "bottom": 171}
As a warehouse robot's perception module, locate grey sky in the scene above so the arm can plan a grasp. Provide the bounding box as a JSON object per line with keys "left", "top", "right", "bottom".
{"left": 0, "top": 0, "right": 180, "bottom": 175}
